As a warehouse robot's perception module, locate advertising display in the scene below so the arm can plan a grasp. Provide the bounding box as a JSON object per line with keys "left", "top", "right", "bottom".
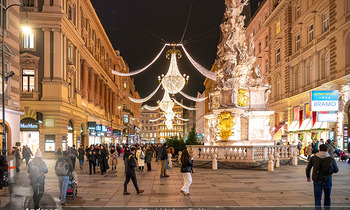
{"left": 318, "top": 111, "right": 338, "bottom": 122}
{"left": 45, "top": 135, "right": 55, "bottom": 152}
{"left": 293, "top": 106, "right": 300, "bottom": 121}
{"left": 305, "top": 103, "right": 312, "bottom": 118}
{"left": 311, "top": 90, "right": 339, "bottom": 111}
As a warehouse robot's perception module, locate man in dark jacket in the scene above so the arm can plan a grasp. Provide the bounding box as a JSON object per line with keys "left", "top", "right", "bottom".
{"left": 123, "top": 147, "right": 144, "bottom": 195}
{"left": 160, "top": 144, "right": 169, "bottom": 178}
{"left": 306, "top": 144, "right": 339, "bottom": 208}
{"left": 78, "top": 146, "right": 85, "bottom": 169}
{"left": 0, "top": 153, "right": 8, "bottom": 190}
{"left": 68, "top": 145, "right": 78, "bottom": 170}
{"left": 87, "top": 146, "right": 96, "bottom": 175}
{"left": 12, "top": 147, "right": 20, "bottom": 173}
{"left": 24, "top": 145, "right": 33, "bottom": 167}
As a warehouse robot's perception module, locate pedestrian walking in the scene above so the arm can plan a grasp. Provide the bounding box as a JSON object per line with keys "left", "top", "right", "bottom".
{"left": 78, "top": 146, "right": 85, "bottom": 169}
{"left": 136, "top": 147, "right": 145, "bottom": 172}
{"left": 28, "top": 150, "right": 48, "bottom": 209}
{"left": 25, "top": 145, "right": 33, "bottom": 166}
{"left": 168, "top": 147, "right": 174, "bottom": 168}
{"left": 21, "top": 145, "right": 27, "bottom": 162}
{"left": 145, "top": 146, "right": 153, "bottom": 171}
{"left": 180, "top": 149, "right": 193, "bottom": 196}
{"left": 12, "top": 147, "right": 20, "bottom": 173}
{"left": 68, "top": 145, "right": 78, "bottom": 170}
{"left": 311, "top": 140, "right": 316, "bottom": 155}
{"left": 123, "top": 147, "right": 144, "bottom": 195}
{"left": 306, "top": 144, "right": 312, "bottom": 161}
{"left": 110, "top": 146, "right": 118, "bottom": 171}
{"left": 87, "top": 146, "right": 96, "bottom": 175}
{"left": 297, "top": 141, "right": 302, "bottom": 155}
{"left": 56, "top": 148, "right": 62, "bottom": 156}
{"left": 55, "top": 152, "right": 74, "bottom": 206}
{"left": 99, "top": 145, "right": 109, "bottom": 175}
{"left": 306, "top": 144, "right": 339, "bottom": 208}
{"left": 326, "top": 139, "right": 335, "bottom": 158}
{"left": 160, "top": 144, "right": 169, "bottom": 178}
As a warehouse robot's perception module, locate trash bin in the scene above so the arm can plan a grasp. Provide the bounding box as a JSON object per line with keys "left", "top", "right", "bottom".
{"left": 7, "top": 155, "right": 15, "bottom": 184}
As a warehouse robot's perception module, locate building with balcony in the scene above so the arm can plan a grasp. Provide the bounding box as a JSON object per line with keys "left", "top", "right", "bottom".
{"left": 0, "top": 0, "right": 22, "bottom": 155}
{"left": 19, "top": 0, "right": 138, "bottom": 156}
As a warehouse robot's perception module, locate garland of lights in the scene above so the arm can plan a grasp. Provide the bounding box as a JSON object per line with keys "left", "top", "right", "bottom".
{"left": 175, "top": 115, "right": 189, "bottom": 121}
{"left": 178, "top": 44, "right": 217, "bottom": 81}
{"left": 142, "top": 105, "right": 160, "bottom": 111}
{"left": 112, "top": 44, "right": 169, "bottom": 76}
{"left": 179, "top": 91, "right": 207, "bottom": 102}
{"left": 172, "top": 98, "right": 197, "bottom": 110}
{"left": 129, "top": 83, "right": 161, "bottom": 103}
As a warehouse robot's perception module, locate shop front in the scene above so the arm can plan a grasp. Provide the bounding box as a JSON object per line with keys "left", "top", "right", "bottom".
{"left": 67, "top": 120, "right": 74, "bottom": 148}
{"left": 20, "top": 117, "right": 40, "bottom": 154}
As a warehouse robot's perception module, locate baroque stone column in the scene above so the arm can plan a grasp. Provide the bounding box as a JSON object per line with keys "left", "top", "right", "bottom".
{"left": 42, "top": 28, "right": 51, "bottom": 79}
{"left": 88, "top": 69, "right": 95, "bottom": 102}
{"left": 81, "top": 60, "right": 88, "bottom": 98}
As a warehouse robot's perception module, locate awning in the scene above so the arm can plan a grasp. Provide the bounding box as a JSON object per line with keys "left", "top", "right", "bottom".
{"left": 298, "top": 119, "right": 312, "bottom": 131}
{"left": 313, "top": 121, "right": 328, "bottom": 129}
{"left": 288, "top": 121, "right": 299, "bottom": 132}
{"left": 273, "top": 129, "right": 282, "bottom": 140}
{"left": 273, "top": 123, "right": 285, "bottom": 135}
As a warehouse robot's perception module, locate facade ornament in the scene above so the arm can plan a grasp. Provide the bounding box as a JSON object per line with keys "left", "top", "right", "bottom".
{"left": 237, "top": 89, "right": 249, "bottom": 107}
{"left": 217, "top": 111, "right": 234, "bottom": 141}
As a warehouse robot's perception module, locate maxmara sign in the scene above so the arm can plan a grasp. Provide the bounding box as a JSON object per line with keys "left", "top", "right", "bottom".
{"left": 311, "top": 90, "right": 339, "bottom": 111}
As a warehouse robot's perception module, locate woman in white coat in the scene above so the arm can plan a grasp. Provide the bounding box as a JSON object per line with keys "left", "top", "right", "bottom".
{"left": 136, "top": 147, "right": 145, "bottom": 172}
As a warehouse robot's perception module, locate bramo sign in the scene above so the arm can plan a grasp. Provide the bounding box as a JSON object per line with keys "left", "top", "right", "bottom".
{"left": 311, "top": 90, "right": 339, "bottom": 111}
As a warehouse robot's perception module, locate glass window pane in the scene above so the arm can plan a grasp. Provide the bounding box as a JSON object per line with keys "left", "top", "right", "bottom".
{"left": 29, "top": 76, "right": 35, "bottom": 92}
{"left": 23, "top": 69, "right": 35, "bottom": 75}
{"left": 22, "top": 76, "right": 28, "bottom": 92}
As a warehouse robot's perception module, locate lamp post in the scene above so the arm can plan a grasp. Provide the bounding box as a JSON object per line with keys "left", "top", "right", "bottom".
{"left": 1, "top": 3, "right": 31, "bottom": 157}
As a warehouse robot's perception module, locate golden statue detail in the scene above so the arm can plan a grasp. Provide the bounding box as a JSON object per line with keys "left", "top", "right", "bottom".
{"left": 217, "top": 111, "right": 234, "bottom": 141}
{"left": 237, "top": 89, "right": 249, "bottom": 107}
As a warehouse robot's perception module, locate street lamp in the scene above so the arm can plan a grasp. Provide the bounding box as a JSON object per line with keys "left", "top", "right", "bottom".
{"left": 1, "top": 3, "right": 31, "bottom": 157}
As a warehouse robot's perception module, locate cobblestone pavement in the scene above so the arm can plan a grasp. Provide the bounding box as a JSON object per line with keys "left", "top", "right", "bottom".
{"left": 0, "top": 157, "right": 350, "bottom": 208}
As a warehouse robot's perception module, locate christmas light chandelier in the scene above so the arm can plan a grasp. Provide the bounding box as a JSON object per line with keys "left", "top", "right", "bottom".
{"left": 158, "top": 91, "right": 174, "bottom": 113}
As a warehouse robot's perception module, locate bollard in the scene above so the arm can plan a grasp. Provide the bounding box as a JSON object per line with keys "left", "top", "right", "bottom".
{"left": 212, "top": 153, "right": 217, "bottom": 170}
{"left": 293, "top": 150, "right": 298, "bottom": 166}
{"left": 268, "top": 154, "right": 274, "bottom": 171}
{"left": 275, "top": 152, "right": 280, "bottom": 168}
{"left": 8, "top": 158, "right": 15, "bottom": 184}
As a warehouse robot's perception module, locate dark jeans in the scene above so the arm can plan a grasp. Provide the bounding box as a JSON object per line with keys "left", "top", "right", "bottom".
{"left": 15, "top": 158, "right": 20, "bottom": 173}
{"left": 25, "top": 157, "right": 30, "bottom": 166}
{"left": 31, "top": 182, "right": 45, "bottom": 208}
{"left": 147, "top": 163, "right": 151, "bottom": 171}
{"left": 89, "top": 161, "right": 96, "bottom": 174}
{"left": 124, "top": 173, "right": 139, "bottom": 192}
{"left": 313, "top": 180, "right": 332, "bottom": 209}
{"left": 70, "top": 158, "right": 76, "bottom": 169}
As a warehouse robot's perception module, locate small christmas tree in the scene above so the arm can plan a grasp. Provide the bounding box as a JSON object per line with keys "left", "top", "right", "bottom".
{"left": 186, "top": 126, "right": 199, "bottom": 145}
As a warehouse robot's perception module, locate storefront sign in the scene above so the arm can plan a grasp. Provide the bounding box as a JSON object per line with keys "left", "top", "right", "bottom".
{"left": 123, "top": 115, "right": 128, "bottom": 123}
{"left": 96, "top": 124, "right": 102, "bottom": 132}
{"left": 20, "top": 118, "right": 39, "bottom": 131}
{"left": 102, "top": 125, "right": 107, "bottom": 133}
{"left": 88, "top": 122, "right": 96, "bottom": 130}
{"left": 107, "top": 127, "right": 112, "bottom": 134}
{"left": 311, "top": 90, "right": 339, "bottom": 111}
{"left": 318, "top": 111, "right": 337, "bottom": 122}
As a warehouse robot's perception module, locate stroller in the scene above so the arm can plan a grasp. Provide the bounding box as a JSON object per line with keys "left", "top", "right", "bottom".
{"left": 66, "top": 171, "right": 78, "bottom": 200}
{"left": 339, "top": 150, "right": 349, "bottom": 161}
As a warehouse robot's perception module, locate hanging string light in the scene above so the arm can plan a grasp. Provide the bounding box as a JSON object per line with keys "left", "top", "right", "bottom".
{"left": 172, "top": 98, "right": 197, "bottom": 110}
{"left": 142, "top": 105, "right": 160, "bottom": 111}
{"left": 129, "top": 83, "right": 162, "bottom": 103}
{"left": 179, "top": 91, "right": 207, "bottom": 102}
{"left": 112, "top": 44, "right": 169, "bottom": 76}
{"left": 158, "top": 91, "right": 175, "bottom": 113}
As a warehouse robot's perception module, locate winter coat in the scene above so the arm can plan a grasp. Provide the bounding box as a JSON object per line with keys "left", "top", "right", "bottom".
{"left": 124, "top": 153, "right": 137, "bottom": 175}
{"left": 180, "top": 158, "right": 193, "bottom": 173}
{"left": 87, "top": 150, "right": 96, "bottom": 162}
{"left": 160, "top": 146, "right": 168, "bottom": 160}
{"left": 0, "top": 155, "right": 8, "bottom": 189}
{"left": 145, "top": 150, "right": 153, "bottom": 164}
{"left": 136, "top": 150, "right": 145, "bottom": 167}
{"left": 55, "top": 156, "right": 74, "bottom": 176}
{"left": 110, "top": 149, "right": 118, "bottom": 166}
{"left": 306, "top": 151, "right": 339, "bottom": 182}
{"left": 99, "top": 149, "right": 109, "bottom": 171}
{"left": 78, "top": 148, "right": 85, "bottom": 161}
{"left": 327, "top": 143, "right": 335, "bottom": 158}
{"left": 28, "top": 157, "right": 48, "bottom": 185}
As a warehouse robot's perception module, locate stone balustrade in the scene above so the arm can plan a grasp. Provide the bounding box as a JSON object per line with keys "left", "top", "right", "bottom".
{"left": 186, "top": 145, "right": 296, "bottom": 163}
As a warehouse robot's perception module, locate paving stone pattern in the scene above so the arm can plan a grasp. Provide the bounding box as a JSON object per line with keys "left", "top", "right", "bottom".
{"left": 1, "top": 157, "right": 350, "bottom": 208}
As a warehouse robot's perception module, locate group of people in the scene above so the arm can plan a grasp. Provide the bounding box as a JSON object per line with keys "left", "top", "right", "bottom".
{"left": 304, "top": 139, "right": 336, "bottom": 160}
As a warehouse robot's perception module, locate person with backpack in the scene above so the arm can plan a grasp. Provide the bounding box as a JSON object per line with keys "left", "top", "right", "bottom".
{"left": 68, "top": 145, "right": 78, "bottom": 170}
{"left": 160, "top": 144, "right": 169, "bottom": 178}
{"left": 123, "top": 147, "right": 144, "bottom": 195}
{"left": 306, "top": 144, "right": 339, "bottom": 208}
{"left": 180, "top": 149, "right": 193, "bottom": 196}
{"left": 56, "top": 148, "right": 62, "bottom": 156}
{"left": 27, "top": 150, "right": 48, "bottom": 209}
{"left": 55, "top": 152, "right": 74, "bottom": 206}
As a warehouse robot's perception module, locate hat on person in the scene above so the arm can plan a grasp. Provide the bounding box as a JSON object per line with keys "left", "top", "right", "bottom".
{"left": 35, "top": 150, "right": 42, "bottom": 158}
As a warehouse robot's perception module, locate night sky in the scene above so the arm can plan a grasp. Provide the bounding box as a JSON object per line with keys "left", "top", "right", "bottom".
{"left": 91, "top": 0, "right": 260, "bottom": 103}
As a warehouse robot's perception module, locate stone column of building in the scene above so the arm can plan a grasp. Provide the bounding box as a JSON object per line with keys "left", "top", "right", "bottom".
{"left": 96, "top": 78, "right": 101, "bottom": 107}
{"left": 43, "top": 28, "right": 51, "bottom": 79}
{"left": 101, "top": 83, "right": 105, "bottom": 108}
{"left": 62, "top": 35, "right": 67, "bottom": 81}
{"left": 81, "top": 60, "right": 88, "bottom": 98}
{"left": 110, "top": 91, "right": 113, "bottom": 114}
{"left": 94, "top": 76, "right": 99, "bottom": 106}
{"left": 106, "top": 87, "right": 110, "bottom": 113}
{"left": 76, "top": 50, "right": 81, "bottom": 92}
{"left": 53, "top": 28, "right": 63, "bottom": 80}
{"left": 88, "top": 69, "right": 95, "bottom": 102}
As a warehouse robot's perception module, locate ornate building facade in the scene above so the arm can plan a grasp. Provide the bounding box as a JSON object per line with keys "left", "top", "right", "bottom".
{"left": 140, "top": 107, "right": 159, "bottom": 144}
{"left": 19, "top": 0, "right": 140, "bottom": 156}
{"left": 262, "top": 0, "right": 350, "bottom": 150}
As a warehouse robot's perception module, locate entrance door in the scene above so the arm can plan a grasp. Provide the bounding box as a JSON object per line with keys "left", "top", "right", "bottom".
{"left": 20, "top": 131, "right": 40, "bottom": 154}
{"left": 67, "top": 132, "right": 73, "bottom": 147}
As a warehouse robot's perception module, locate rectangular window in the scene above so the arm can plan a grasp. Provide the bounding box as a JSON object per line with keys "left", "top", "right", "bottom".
{"left": 322, "top": 11, "right": 329, "bottom": 32}
{"left": 22, "top": 69, "right": 35, "bottom": 92}
{"left": 68, "top": 44, "right": 72, "bottom": 60}
{"left": 276, "top": 48, "right": 281, "bottom": 63}
{"left": 276, "top": 21, "right": 280, "bottom": 34}
{"left": 23, "top": 0, "right": 35, "bottom": 7}
{"left": 296, "top": 4, "right": 300, "bottom": 19}
{"left": 258, "top": 42, "right": 261, "bottom": 53}
{"left": 23, "top": 33, "right": 35, "bottom": 49}
{"left": 308, "top": 24, "right": 313, "bottom": 42}
{"left": 265, "top": 35, "right": 268, "bottom": 48}
{"left": 296, "top": 34, "right": 300, "bottom": 51}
